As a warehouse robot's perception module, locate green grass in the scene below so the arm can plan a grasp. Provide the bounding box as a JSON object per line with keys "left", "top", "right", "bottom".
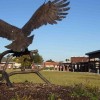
{"left": 41, "top": 71, "right": 100, "bottom": 87}
{"left": 7, "top": 70, "right": 100, "bottom": 87}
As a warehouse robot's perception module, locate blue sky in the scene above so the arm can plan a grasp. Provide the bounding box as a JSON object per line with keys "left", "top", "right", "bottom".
{"left": 0, "top": 0, "right": 100, "bottom": 62}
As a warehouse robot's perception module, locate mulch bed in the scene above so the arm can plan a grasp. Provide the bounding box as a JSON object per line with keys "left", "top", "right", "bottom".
{"left": 0, "top": 83, "right": 90, "bottom": 100}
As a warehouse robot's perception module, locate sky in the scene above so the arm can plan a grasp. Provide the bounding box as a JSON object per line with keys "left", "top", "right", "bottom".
{"left": 0, "top": 0, "right": 100, "bottom": 62}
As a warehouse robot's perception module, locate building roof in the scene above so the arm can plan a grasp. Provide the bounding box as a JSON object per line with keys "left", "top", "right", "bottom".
{"left": 71, "top": 57, "right": 89, "bottom": 63}
{"left": 44, "top": 61, "right": 59, "bottom": 66}
{"left": 85, "top": 50, "right": 100, "bottom": 55}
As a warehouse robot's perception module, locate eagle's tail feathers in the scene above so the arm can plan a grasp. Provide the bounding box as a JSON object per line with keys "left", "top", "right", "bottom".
{"left": 5, "top": 35, "right": 34, "bottom": 52}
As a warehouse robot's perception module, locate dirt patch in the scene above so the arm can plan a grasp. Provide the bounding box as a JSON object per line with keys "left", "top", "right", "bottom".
{"left": 0, "top": 83, "right": 91, "bottom": 100}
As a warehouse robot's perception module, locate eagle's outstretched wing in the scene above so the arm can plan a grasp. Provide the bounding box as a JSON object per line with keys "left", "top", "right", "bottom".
{"left": 22, "top": 0, "right": 70, "bottom": 36}
{"left": 0, "top": 19, "right": 21, "bottom": 40}
{"left": 0, "top": 19, "right": 33, "bottom": 52}
{"left": 0, "top": 0, "right": 70, "bottom": 52}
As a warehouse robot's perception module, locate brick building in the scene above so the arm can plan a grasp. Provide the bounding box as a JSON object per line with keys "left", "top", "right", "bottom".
{"left": 71, "top": 57, "right": 89, "bottom": 72}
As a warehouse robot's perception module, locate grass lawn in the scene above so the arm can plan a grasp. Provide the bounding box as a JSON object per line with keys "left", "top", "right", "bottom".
{"left": 7, "top": 70, "right": 100, "bottom": 88}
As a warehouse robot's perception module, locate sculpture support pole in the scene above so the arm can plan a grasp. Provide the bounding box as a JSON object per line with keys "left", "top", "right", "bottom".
{"left": 35, "top": 71, "right": 51, "bottom": 84}
{"left": 2, "top": 71, "right": 13, "bottom": 87}
{"left": 0, "top": 50, "right": 13, "bottom": 87}
{"left": 29, "top": 51, "right": 51, "bottom": 84}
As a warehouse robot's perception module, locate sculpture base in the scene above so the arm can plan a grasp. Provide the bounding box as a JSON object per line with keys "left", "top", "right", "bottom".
{"left": 0, "top": 50, "right": 50, "bottom": 87}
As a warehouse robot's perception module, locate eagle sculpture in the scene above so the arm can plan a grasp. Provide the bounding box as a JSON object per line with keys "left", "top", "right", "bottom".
{"left": 0, "top": 0, "right": 70, "bottom": 52}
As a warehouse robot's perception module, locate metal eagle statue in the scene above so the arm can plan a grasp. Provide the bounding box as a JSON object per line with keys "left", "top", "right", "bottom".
{"left": 0, "top": 0, "right": 70, "bottom": 52}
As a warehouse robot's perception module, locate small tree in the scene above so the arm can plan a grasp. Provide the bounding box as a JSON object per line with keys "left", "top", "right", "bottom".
{"left": 65, "top": 59, "right": 69, "bottom": 62}
{"left": 13, "top": 53, "right": 43, "bottom": 71}
{"left": 33, "top": 53, "right": 43, "bottom": 64}
{"left": 46, "top": 59, "right": 54, "bottom": 62}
